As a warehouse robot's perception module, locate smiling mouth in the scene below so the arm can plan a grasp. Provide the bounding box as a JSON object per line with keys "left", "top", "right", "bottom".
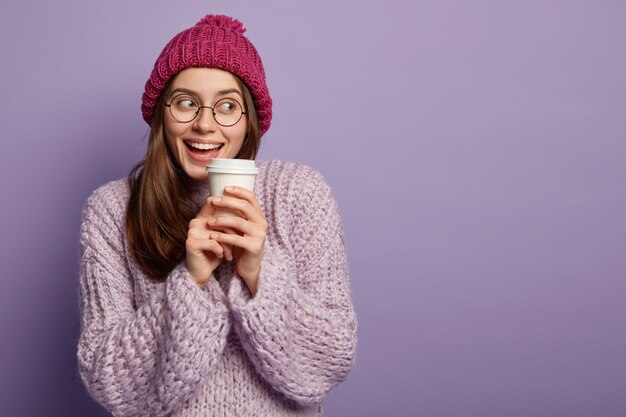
{"left": 185, "top": 141, "right": 223, "bottom": 156}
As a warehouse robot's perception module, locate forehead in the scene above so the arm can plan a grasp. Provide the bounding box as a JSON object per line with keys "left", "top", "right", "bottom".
{"left": 170, "top": 67, "right": 241, "bottom": 95}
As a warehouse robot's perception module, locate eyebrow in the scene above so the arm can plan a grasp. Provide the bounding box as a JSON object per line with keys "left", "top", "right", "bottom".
{"left": 168, "top": 87, "right": 243, "bottom": 99}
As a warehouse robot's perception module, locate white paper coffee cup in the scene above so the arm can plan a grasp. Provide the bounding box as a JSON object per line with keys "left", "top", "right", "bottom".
{"left": 206, "top": 158, "right": 259, "bottom": 197}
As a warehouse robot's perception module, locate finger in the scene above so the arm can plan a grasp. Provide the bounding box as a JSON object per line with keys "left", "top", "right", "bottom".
{"left": 208, "top": 215, "right": 260, "bottom": 237}
{"left": 212, "top": 195, "right": 265, "bottom": 224}
{"left": 189, "top": 217, "right": 212, "bottom": 230}
{"left": 204, "top": 216, "right": 240, "bottom": 236}
{"left": 188, "top": 228, "right": 233, "bottom": 259}
{"left": 223, "top": 186, "right": 263, "bottom": 213}
{"left": 222, "top": 242, "right": 234, "bottom": 262}
{"left": 196, "top": 196, "right": 220, "bottom": 219}
{"left": 186, "top": 235, "right": 224, "bottom": 258}
{"left": 209, "top": 231, "right": 260, "bottom": 254}
{"left": 188, "top": 227, "right": 213, "bottom": 239}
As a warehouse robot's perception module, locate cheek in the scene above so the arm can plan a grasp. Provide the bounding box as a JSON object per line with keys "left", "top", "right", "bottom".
{"left": 163, "top": 130, "right": 175, "bottom": 155}
{"left": 228, "top": 130, "right": 247, "bottom": 155}
{"left": 231, "top": 124, "right": 248, "bottom": 147}
{"left": 163, "top": 120, "right": 182, "bottom": 152}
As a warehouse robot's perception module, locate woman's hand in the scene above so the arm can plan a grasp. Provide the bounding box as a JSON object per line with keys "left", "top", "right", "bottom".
{"left": 185, "top": 197, "right": 231, "bottom": 288}
{"left": 206, "top": 186, "right": 268, "bottom": 296}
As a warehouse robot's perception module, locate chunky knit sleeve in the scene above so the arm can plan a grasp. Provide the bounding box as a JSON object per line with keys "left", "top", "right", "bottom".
{"left": 77, "top": 182, "right": 231, "bottom": 417}
{"left": 227, "top": 164, "right": 357, "bottom": 406}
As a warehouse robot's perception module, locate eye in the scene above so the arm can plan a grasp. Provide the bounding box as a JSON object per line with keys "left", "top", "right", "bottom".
{"left": 174, "top": 95, "right": 198, "bottom": 111}
{"left": 215, "top": 98, "right": 240, "bottom": 114}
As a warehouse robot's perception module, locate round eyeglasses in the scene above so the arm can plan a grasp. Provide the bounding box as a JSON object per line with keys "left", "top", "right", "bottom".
{"left": 165, "top": 94, "right": 247, "bottom": 126}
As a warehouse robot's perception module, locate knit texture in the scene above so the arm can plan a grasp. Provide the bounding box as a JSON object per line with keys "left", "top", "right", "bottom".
{"left": 77, "top": 160, "right": 356, "bottom": 417}
{"left": 141, "top": 14, "right": 272, "bottom": 136}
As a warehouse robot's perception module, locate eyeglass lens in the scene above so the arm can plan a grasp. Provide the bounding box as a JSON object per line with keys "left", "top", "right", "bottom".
{"left": 169, "top": 94, "right": 244, "bottom": 126}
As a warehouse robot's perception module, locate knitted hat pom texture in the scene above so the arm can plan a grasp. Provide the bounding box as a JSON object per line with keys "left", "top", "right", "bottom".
{"left": 141, "top": 14, "right": 272, "bottom": 136}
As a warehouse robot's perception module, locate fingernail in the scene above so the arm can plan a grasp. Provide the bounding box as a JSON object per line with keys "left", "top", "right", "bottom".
{"left": 213, "top": 197, "right": 221, "bottom": 204}
{"left": 225, "top": 186, "right": 234, "bottom": 191}
{"left": 210, "top": 233, "right": 218, "bottom": 239}
{"left": 207, "top": 217, "right": 216, "bottom": 225}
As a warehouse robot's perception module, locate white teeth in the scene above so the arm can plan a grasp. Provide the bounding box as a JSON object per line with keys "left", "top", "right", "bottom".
{"left": 188, "top": 142, "right": 222, "bottom": 150}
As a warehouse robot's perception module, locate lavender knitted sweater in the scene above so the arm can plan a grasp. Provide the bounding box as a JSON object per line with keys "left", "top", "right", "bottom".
{"left": 77, "top": 160, "right": 357, "bottom": 417}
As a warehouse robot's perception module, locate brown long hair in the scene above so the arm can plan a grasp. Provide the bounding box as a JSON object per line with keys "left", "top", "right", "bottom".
{"left": 126, "top": 75, "right": 261, "bottom": 281}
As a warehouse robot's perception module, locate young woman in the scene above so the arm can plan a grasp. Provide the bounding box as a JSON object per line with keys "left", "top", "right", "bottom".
{"left": 77, "top": 14, "right": 356, "bottom": 417}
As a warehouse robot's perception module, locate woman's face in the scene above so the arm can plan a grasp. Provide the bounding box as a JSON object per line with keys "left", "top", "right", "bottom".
{"left": 163, "top": 67, "right": 248, "bottom": 181}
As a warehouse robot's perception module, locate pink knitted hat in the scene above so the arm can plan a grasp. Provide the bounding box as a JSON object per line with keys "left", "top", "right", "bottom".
{"left": 142, "top": 14, "right": 272, "bottom": 136}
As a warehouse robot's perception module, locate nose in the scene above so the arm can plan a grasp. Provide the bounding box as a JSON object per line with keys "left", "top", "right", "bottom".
{"left": 193, "top": 106, "right": 217, "bottom": 132}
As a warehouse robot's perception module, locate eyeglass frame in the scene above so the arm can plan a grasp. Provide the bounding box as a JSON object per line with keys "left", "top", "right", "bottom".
{"left": 164, "top": 93, "right": 248, "bottom": 127}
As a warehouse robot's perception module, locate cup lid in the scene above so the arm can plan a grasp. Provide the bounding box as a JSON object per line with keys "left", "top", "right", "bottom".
{"left": 205, "top": 158, "right": 259, "bottom": 174}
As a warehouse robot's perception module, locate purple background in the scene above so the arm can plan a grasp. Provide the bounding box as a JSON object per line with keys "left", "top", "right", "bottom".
{"left": 1, "top": 1, "right": 625, "bottom": 416}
